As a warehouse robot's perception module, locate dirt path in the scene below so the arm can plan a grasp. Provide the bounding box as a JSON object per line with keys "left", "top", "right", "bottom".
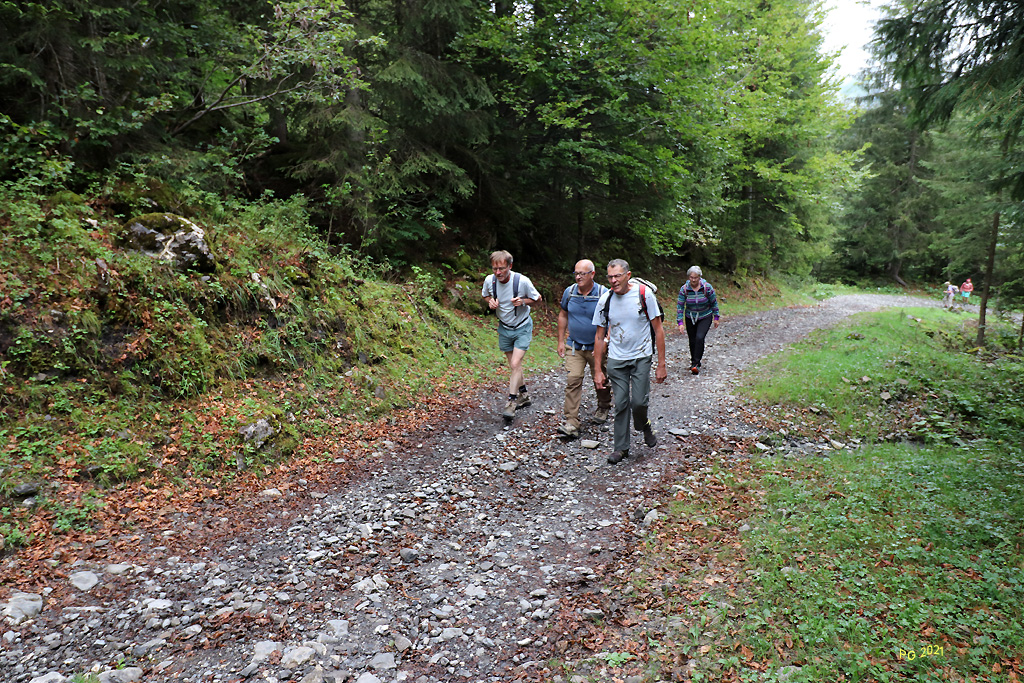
{"left": 1, "top": 294, "right": 939, "bottom": 683}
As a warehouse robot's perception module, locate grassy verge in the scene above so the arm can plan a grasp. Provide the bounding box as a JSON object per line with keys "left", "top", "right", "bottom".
{"left": 613, "top": 308, "right": 1024, "bottom": 682}
{"left": 734, "top": 442, "right": 1024, "bottom": 682}
{"left": 741, "top": 307, "right": 1024, "bottom": 442}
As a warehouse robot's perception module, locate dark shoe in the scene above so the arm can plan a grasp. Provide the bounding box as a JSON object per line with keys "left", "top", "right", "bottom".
{"left": 607, "top": 449, "right": 629, "bottom": 464}
{"left": 643, "top": 426, "right": 657, "bottom": 447}
{"left": 592, "top": 407, "right": 611, "bottom": 424}
{"left": 501, "top": 398, "right": 517, "bottom": 419}
{"left": 516, "top": 391, "right": 531, "bottom": 409}
{"left": 557, "top": 422, "right": 580, "bottom": 438}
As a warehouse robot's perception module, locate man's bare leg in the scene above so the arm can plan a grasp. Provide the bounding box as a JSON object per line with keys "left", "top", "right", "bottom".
{"left": 505, "top": 348, "right": 527, "bottom": 395}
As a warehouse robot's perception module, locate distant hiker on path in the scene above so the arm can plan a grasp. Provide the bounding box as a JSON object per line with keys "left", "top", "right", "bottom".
{"left": 942, "top": 281, "right": 958, "bottom": 309}
{"left": 481, "top": 250, "right": 542, "bottom": 420}
{"left": 556, "top": 259, "right": 613, "bottom": 438}
{"left": 676, "top": 266, "right": 720, "bottom": 375}
{"left": 592, "top": 259, "right": 667, "bottom": 464}
{"left": 961, "top": 278, "right": 974, "bottom": 303}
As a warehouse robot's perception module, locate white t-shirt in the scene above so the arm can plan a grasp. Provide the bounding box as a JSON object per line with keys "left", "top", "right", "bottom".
{"left": 481, "top": 272, "right": 542, "bottom": 327}
{"left": 592, "top": 283, "right": 662, "bottom": 360}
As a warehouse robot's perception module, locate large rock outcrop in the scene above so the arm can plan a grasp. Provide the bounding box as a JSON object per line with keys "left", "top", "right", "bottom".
{"left": 118, "top": 213, "right": 216, "bottom": 273}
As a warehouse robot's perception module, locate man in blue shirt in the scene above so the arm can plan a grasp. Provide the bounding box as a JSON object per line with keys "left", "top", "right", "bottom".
{"left": 556, "top": 259, "right": 612, "bottom": 438}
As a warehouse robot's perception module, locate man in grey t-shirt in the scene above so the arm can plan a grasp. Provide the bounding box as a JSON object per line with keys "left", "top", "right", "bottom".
{"left": 592, "top": 259, "right": 667, "bottom": 464}
{"left": 481, "top": 250, "right": 543, "bottom": 420}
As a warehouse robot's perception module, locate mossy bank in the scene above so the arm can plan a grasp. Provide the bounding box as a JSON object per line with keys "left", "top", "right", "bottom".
{"left": 0, "top": 192, "right": 510, "bottom": 553}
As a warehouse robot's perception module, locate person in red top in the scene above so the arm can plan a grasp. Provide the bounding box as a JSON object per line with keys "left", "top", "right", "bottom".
{"left": 960, "top": 278, "right": 974, "bottom": 303}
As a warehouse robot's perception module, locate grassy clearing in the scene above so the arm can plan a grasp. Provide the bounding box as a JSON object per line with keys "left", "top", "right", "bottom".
{"left": 733, "top": 310, "right": 1024, "bottom": 681}
{"left": 619, "top": 307, "right": 1024, "bottom": 682}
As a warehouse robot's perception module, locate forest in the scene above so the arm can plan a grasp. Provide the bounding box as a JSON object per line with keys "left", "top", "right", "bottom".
{"left": 2, "top": 0, "right": 1020, "bottom": 305}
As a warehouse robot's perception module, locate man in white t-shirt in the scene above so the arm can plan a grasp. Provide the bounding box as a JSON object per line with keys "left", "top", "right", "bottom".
{"left": 481, "top": 250, "right": 543, "bottom": 420}
{"left": 592, "top": 259, "right": 667, "bottom": 464}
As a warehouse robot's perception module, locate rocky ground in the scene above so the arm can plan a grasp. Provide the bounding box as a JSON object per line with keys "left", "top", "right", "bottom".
{"left": 1, "top": 294, "right": 943, "bottom": 683}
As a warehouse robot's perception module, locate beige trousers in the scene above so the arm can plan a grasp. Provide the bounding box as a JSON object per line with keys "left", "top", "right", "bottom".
{"left": 563, "top": 348, "right": 613, "bottom": 430}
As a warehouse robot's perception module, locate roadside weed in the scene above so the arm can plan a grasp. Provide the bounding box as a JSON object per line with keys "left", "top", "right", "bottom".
{"left": 739, "top": 308, "right": 1024, "bottom": 442}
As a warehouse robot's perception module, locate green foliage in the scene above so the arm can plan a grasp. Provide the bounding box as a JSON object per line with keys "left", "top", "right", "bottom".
{"left": 70, "top": 675, "right": 102, "bottom": 683}
{"left": 708, "top": 0, "right": 862, "bottom": 276}
{"left": 408, "top": 265, "right": 445, "bottom": 301}
{"left": 0, "top": 511, "right": 31, "bottom": 548}
{"left": 0, "top": 0, "right": 361, "bottom": 198}
{"left": 662, "top": 307, "right": 1024, "bottom": 681}
{"left": 871, "top": 2, "right": 1024, "bottom": 318}
{"left": 0, "top": 0, "right": 863, "bottom": 272}
{"left": 0, "top": 114, "right": 75, "bottom": 194}
{"left": 596, "top": 651, "right": 635, "bottom": 667}
{"left": 740, "top": 307, "right": 1024, "bottom": 441}
{"left": 830, "top": 90, "right": 945, "bottom": 284}
{"left": 49, "top": 490, "right": 105, "bottom": 533}
{"left": 875, "top": 0, "right": 1024, "bottom": 199}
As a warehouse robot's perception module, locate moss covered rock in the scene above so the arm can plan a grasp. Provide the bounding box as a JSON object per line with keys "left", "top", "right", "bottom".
{"left": 447, "top": 280, "right": 487, "bottom": 315}
{"left": 118, "top": 213, "right": 217, "bottom": 273}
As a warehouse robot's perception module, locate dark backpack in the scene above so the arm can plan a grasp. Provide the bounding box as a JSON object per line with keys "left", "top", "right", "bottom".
{"left": 491, "top": 272, "right": 525, "bottom": 325}
{"left": 601, "top": 279, "right": 663, "bottom": 354}
{"left": 491, "top": 272, "right": 521, "bottom": 300}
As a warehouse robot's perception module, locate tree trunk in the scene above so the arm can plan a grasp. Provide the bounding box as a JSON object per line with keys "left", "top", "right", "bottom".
{"left": 575, "top": 187, "right": 583, "bottom": 263}
{"left": 889, "top": 258, "right": 908, "bottom": 287}
{"left": 976, "top": 202, "right": 1000, "bottom": 347}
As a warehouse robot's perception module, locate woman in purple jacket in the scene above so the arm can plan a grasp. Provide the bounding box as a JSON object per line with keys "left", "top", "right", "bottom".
{"left": 676, "top": 266, "right": 720, "bottom": 375}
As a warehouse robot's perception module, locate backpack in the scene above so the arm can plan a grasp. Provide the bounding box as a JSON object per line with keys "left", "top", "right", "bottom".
{"left": 564, "top": 281, "right": 607, "bottom": 304}
{"left": 490, "top": 272, "right": 525, "bottom": 326}
{"left": 491, "top": 272, "right": 521, "bottom": 300}
{"left": 601, "top": 278, "right": 663, "bottom": 354}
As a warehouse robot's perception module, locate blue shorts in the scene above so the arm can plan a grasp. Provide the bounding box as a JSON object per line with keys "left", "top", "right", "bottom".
{"left": 497, "top": 317, "right": 533, "bottom": 352}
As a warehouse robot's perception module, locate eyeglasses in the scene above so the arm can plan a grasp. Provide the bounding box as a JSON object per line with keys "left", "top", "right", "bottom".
{"left": 492, "top": 265, "right": 510, "bottom": 273}
{"left": 573, "top": 271, "right": 594, "bottom": 277}
{"left": 607, "top": 272, "right": 628, "bottom": 281}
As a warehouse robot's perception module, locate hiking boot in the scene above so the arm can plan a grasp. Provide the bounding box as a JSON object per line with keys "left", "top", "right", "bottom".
{"left": 592, "top": 407, "right": 611, "bottom": 424}
{"left": 501, "top": 397, "right": 517, "bottom": 419}
{"left": 607, "top": 449, "right": 629, "bottom": 464}
{"left": 643, "top": 426, "right": 657, "bottom": 447}
{"left": 556, "top": 422, "right": 579, "bottom": 438}
{"left": 516, "top": 391, "right": 531, "bottom": 409}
